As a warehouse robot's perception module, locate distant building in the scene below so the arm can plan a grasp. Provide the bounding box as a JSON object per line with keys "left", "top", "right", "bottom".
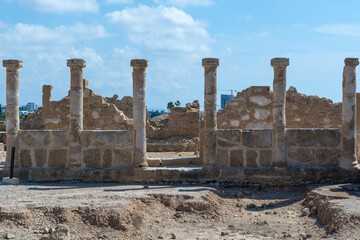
{"left": 25, "top": 102, "right": 38, "bottom": 112}
{"left": 19, "top": 110, "right": 29, "bottom": 116}
{"left": 221, "top": 94, "right": 234, "bottom": 108}
{"left": 1, "top": 105, "right": 5, "bottom": 113}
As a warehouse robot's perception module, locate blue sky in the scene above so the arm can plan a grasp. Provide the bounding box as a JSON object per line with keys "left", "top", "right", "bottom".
{"left": 0, "top": 0, "right": 360, "bottom": 109}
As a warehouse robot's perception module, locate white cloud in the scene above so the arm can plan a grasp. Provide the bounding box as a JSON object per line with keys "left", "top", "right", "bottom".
{"left": 314, "top": 24, "right": 360, "bottom": 37}
{"left": 105, "top": 0, "right": 133, "bottom": 4}
{"left": 153, "top": 0, "right": 214, "bottom": 7}
{"left": 105, "top": 5, "right": 212, "bottom": 53}
{"left": 0, "top": 22, "right": 108, "bottom": 50}
{"left": 17, "top": 0, "right": 99, "bottom": 14}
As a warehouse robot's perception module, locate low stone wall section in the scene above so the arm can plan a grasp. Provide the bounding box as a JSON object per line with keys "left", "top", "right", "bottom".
{"left": 19, "top": 130, "right": 68, "bottom": 169}
{"left": 286, "top": 129, "right": 341, "bottom": 167}
{"left": 82, "top": 130, "right": 133, "bottom": 169}
{"left": 216, "top": 129, "right": 272, "bottom": 168}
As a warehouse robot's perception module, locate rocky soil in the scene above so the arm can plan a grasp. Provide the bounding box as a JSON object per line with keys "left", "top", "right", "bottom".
{"left": 0, "top": 182, "right": 358, "bottom": 240}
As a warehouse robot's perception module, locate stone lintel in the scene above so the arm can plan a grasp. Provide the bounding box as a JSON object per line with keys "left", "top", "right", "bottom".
{"left": 131, "top": 59, "right": 148, "bottom": 68}
{"left": 3, "top": 60, "right": 23, "bottom": 69}
{"left": 202, "top": 58, "right": 219, "bottom": 68}
{"left": 271, "top": 58, "right": 289, "bottom": 68}
{"left": 67, "top": 59, "right": 86, "bottom": 69}
{"left": 345, "top": 58, "right": 359, "bottom": 66}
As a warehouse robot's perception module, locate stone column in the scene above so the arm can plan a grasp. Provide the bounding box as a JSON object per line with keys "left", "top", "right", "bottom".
{"left": 340, "top": 58, "right": 359, "bottom": 169}
{"left": 271, "top": 58, "right": 289, "bottom": 167}
{"left": 131, "top": 59, "right": 148, "bottom": 168}
{"left": 3, "top": 60, "right": 22, "bottom": 167}
{"left": 202, "top": 58, "right": 219, "bottom": 169}
{"left": 67, "top": 59, "right": 86, "bottom": 168}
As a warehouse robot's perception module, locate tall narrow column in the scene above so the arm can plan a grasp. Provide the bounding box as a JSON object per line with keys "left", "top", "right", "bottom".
{"left": 67, "top": 59, "right": 85, "bottom": 168}
{"left": 271, "top": 58, "right": 289, "bottom": 167}
{"left": 3, "top": 60, "right": 22, "bottom": 167}
{"left": 202, "top": 58, "right": 219, "bottom": 169}
{"left": 131, "top": 59, "right": 148, "bottom": 168}
{"left": 340, "top": 58, "right": 359, "bottom": 169}
{"left": 42, "top": 85, "right": 53, "bottom": 128}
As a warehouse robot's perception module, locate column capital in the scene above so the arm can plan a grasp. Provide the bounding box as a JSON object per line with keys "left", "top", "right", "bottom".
{"left": 202, "top": 58, "right": 219, "bottom": 68}
{"left": 345, "top": 58, "right": 359, "bottom": 66}
{"left": 67, "top": 59, "right": 86, "bottom": 69}
{"left": 271, "top": 58, "right": 289, "bottom": 68}
{"left": 3, "top": 60, "right": 23, "bottom": 69}
{"left": 131, "top": 59, "right": 148, "bottom": 68}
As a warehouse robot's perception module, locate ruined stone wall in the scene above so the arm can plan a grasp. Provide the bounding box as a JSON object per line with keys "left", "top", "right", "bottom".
{"left": 82, "top": 130, "right": 133, "bottom": 168}
{"left": 216, "top": 129, "right": 272, "bottom": 167}
{"left": 17, "top": 130, "right": 133, "bottom": 169}
{"left": 148, "top": 100, "right": 200, "bottom": 139}
{"left": 217, "top": 86, "right": 342, "bottom": 129}
{"left": 286, "top": 129, "right": 341, "bottom": 167}
{"left": 24, "top": 82, "right": 133, "bottom": 130}
{"left": 18, "top": 130, "right": 68, "bottom": 169}
{"left": 215, "top": 128, "right": 342, "bottom": 168}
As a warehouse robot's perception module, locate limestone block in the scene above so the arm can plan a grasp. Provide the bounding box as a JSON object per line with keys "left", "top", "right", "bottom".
{"left": 245, "top": 150, "right": 258, "bottom": 167}
{"left": 20, "top": 130, "right": 49, "bottom": 147}
{"left": 216, "top": 149, "right": 229, "bottom": 167}
{"left": 242, "top": 130, "right": 272, "bottom": 148}
{"left": 217, "top": 129, "right": 241, "bottom": 143}
{"left": 102, "top": 149, "right": 112, "bottom": 168}
{"left": 35, "top": 149, "right": 47, "bottom": 167}
{"left": 19, "top": 149, "right": 32, "bottom": 168}
{"left": 314, "top": 129, "right": 341, "bottom": 147}
{"left": 230, "top": 150, "right": 244, "bottom": 167}
{"left": 217, "top": 139, "right": 237, "bottom": 148}
{"left": 83, "top": 148, "right": 101, "bottom": 168}
{"left": 82, "top": 131, "right": 91, "bottom": 148}
{"left": 245, "top": 122, "right": 272, "bottom": 129}
{"left": 48, "top": 149, "right": 67, "bottom": 168}
{"left": 287, "top": 148, "right": 316, "bottom": 166}
{"left": 92, "top": 131, "right": 132, "bottom": 146}
{"left": 254, "top": 109, "right": 270, "bottom": 120}
{"left": 112, "top": 148, "right": 132, "bottom": 168}
{"left": 259, "top": 150, "right": 272, "bottom": 167}
{"left": 241, "top": 115, "right": 250, "bottom": 121}
{"left": 315, "top": 149, "right": 340, "bottom": 166}
{"left": 230, "top": 120, "right": 240, "bottom": 127}
{"left": 51, "top": 131, "right": 68, "bottom": 148}
{"left": 286, "top": 129, "right": 318, "bottom": 147}
{"left": 249, "top": 96, "right": 272, "bottom": 106}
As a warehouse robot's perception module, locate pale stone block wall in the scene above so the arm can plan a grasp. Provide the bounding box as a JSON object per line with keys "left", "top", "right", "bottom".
{"left": 216, "top": 129, "right": 273, "bottom": 168}
{"left": 286, "top": 129, "right": 341, "bottom": 167}
{"left": 18, "top": 130, "right": 68, "bottom": 168}
{"left": 82, "top": 130, "right": 133, "bottom": 168}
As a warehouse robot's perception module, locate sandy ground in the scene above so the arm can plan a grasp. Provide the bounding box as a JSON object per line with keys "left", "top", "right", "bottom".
{"left": 1, "top": 182, "right": 358, "bottom": 240}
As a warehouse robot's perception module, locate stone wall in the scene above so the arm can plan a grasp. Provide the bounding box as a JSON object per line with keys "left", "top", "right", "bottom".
{"left": 148, "top": 100, "right": 200, "bottom": 139}
{"left": 217, "top": 86, "right": 342, "bottom": 129}
{"left": 82, "top": 130, "right": 133, "bottom": 169}
{"left": 216, "top": 129, "right": 272, "bottom": 168}
{"left": 19, "top": 130, "right": 68, "bottom": 169}
{"left": 17, "top": 130, "right": 133, "bottom": 169}
{"left": 286, "top": 129, "right": 341, "bottom": 167}
{"left": 215, "top": 128, "right": 342, "bottom": 168}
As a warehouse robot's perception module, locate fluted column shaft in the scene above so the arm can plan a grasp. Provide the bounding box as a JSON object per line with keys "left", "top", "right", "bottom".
{"left": 202, "top": 58, "right": 219, "bottom": 169}
{"left": 3, "top": 60, "right": 22, "bottom": 168}
{"left": 131, "top": 59, "right": 148, "bottom": 168}
{"left": 271, "top": 58, "right": 289, "bottom": 167}
{"left": 67, "top": 59, "right": 85, "bottom": 168}
{"left": 340, "top": 58, "right": 359, "bottom": 169}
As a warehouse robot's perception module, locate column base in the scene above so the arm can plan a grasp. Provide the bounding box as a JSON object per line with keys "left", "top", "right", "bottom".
{"left": 2, "top": 177, "right": 19, "bottom": 185}
{"left": 339, "top": 156, "right": 359, "bottom": 170}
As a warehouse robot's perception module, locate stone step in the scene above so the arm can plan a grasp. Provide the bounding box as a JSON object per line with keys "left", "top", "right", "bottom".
{"left": 147, "top": 157, "right": 201, "bottom": 167}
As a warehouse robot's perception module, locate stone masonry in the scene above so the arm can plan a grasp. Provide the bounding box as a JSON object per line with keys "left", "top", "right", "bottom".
{"left": 1, "top": 57, "right": 360, "bottom": 184}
